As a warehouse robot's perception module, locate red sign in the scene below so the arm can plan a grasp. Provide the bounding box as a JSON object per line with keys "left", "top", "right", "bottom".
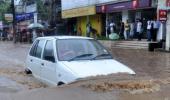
{"left": 159, "top": 10, "right": 167, "bottom": 21}
{"left": 167, "top": 0, "right": 170, "bottom": 7}
{"left": 132, "top": 0, "right": 139, "bottom": 9}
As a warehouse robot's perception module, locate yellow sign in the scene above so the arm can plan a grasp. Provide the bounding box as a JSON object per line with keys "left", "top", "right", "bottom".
{"left": 62, "top": 6, "right": 96, "bottom": 18}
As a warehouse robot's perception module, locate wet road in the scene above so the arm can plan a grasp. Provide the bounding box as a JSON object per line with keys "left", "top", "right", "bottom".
{"left": 0, "top": 41, "right": 170, "bottom": 100}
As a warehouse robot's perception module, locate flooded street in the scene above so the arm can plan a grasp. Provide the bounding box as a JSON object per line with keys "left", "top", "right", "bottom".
{"left": 0, "top": 42, "right": 47, "bottom": 93}
{"left": 0, "top": 41, "right": 170, "bottom": 100}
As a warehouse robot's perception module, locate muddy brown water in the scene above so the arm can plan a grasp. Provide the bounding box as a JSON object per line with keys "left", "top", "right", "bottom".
{"left": 0, "top": 42, "right": 170, "bottom": 99}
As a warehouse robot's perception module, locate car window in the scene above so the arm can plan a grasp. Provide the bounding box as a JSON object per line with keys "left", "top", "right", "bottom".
{"left": 30, "top": 40, "right": 39, "bottom": 57}
{"left": 35, "top": 40, "right": 46, "bottom": 58}
{"left": 30, "top": 40, "right": 45, "bottom": 58}
{"left": 43, "top": 40, "right": 55, "bottom": 62}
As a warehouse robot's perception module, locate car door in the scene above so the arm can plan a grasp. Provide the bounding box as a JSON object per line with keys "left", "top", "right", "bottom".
{"left": 41, "top": 39, "right": 58, "bottom": 85}
{"left": 28, "top": 39, "right": 46, "bottom": 78}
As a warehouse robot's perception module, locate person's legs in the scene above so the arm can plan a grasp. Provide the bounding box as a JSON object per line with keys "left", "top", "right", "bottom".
{"left": 147, "top": 30, "right": 151, "bottom": 41}
{"left": 124, "top": 31, "right": 127, "bottom": 40}
{"left": 137, "top": 32, "right": 141, "bottom": 41}
{"left": 153, "top": 29, "right": 156, "bottom": 41}
{"left": 125, "top": 30, "right": 129, "bottom": 40}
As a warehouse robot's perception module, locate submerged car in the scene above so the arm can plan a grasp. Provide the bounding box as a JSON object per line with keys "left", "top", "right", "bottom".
{"left": 25, "top": 36, "right": 135, "bottom": 86}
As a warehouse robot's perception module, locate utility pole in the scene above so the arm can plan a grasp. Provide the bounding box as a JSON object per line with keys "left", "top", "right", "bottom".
{"left": 11, "top": 0, "right": 16, "bottom": 43}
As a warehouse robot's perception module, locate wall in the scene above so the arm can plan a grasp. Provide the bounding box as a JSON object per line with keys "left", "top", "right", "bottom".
{"left": 62, "top": 0, "right": 96, "bottom": 10}
{"left": 77, "top": 14, "right": 102, "bottom": 36}
{"left": 61, "top": 0, "right": 130, "bottom": 10}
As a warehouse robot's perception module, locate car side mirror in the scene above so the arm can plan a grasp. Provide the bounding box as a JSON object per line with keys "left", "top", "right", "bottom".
{"left": 44, "top": 56, "right": 55, "bottom": 63}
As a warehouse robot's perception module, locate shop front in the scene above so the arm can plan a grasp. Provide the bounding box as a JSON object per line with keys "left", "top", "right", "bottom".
{"left": 96, "top": 0, "right": 156, "bottom": 38}
{"left": 62, "top": 6, "right": 102, "bottom": 36}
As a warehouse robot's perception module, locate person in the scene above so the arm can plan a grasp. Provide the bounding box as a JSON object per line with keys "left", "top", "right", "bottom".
{"left": 136, "top": 20, "right": 143, "bottom": 41}
{"left": 147, "top": 20, "right": 153, "bottom": 41}
{"left": 86, "top": 22, "right": 91, "bottom": 37}
{"left": 124, "top": 20, "right": 130, "bottom": 40}
{"left": 119, "top": 21, "right": 125, "bottom": 39}
{"left": 153, "top": 19, "right": 160, "bottom": 41}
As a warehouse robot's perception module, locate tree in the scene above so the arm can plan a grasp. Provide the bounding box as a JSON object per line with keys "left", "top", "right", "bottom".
{"left": 36, "top": 0, "right": 49, "bottom": 20}
{"left": 0, "top": 1, "right": 11, "bottom": 22}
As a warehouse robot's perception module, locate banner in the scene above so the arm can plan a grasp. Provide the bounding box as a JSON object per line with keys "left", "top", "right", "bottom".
{"left": 16, "top": 12, "right": 34, "bottom": 22}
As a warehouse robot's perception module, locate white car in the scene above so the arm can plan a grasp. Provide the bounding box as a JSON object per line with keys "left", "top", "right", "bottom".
{"left": 25, "top": 36, "right": 135, "bottom": 86}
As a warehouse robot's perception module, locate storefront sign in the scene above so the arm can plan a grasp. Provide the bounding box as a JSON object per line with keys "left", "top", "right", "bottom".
{"left": 62, "top": 6, "right": 96, "bottom": 18}
{"left": 97, "top": 0, "right": 151, "bottom": 13}
{"left": 159, "top": 10, "right": 167, "bottom": 21}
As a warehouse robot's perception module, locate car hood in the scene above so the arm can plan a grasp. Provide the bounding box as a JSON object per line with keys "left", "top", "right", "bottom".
{"left": 62, "top": 59, "right": 135, "bottom": 78}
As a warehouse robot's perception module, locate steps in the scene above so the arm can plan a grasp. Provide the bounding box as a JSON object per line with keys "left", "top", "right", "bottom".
{"left": 112, "top": 40, "right": 149, "bottom": 49}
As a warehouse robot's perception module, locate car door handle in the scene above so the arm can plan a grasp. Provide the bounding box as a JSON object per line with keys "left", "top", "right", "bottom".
{"left": 41, "top": 63, "right": 44, "bottom": 66}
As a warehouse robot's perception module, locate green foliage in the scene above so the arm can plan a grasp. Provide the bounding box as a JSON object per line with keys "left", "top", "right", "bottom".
{"left": 0, "top": 1, "right": 11, "bottom": 22}
{"left": 36, "top": 0, "right": 49, "bottom": 20}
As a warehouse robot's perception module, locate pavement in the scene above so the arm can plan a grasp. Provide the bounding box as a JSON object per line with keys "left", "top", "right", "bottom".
{"left": 0, "top": 41, "right": 170, "bottom": 100}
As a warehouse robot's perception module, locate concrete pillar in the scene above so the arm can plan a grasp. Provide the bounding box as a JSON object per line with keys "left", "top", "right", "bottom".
{"left": 106, "top": 13, "right": 109, "bottom": 38}
{"left": 34, "top": 13, "right": 38, "bottom": 23}
{"left": 122, "top": 10, "right": 129, "bottom": 23}
{"left": 86, "top": 16, "right": 90, "bottom": 37}
{"left": 166, "top": 12, "right": 170, "bottom": 51}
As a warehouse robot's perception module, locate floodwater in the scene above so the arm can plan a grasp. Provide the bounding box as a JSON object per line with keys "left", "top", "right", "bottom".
{"left": 0, "top": 41, "right": 170, "bottom": 100}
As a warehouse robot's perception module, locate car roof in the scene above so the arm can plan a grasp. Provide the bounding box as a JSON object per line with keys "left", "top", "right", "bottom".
{"left": 37, "top": 36, "right": 93, "bottom": 40}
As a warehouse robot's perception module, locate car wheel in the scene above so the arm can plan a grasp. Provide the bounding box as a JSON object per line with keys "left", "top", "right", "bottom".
{"left": 58, "top": 82, "right": 65, "bottom": 86}
{"left": 25, "top": 68, "right": 32, "bottom": 75}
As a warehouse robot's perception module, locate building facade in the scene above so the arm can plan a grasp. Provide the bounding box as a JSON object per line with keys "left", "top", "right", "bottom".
{"left": 61, "top": 0, "right": 159, "bottom": 37}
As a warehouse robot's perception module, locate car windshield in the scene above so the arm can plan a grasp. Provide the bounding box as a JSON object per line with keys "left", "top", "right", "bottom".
{"left": 57, "top": 39, "right": 112, "bottom": 61}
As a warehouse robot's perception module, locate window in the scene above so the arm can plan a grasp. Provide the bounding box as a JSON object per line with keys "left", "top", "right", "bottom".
{"left": 57, "top": 39, "right": 111, "bottom": 61}
{"left": 43, "top": 40, "right": 55, "bottom": 62}
{"left": 30, "top": 40, "right": 39, "bottom": 57}
{"left": 30, "top": 40, "right": 45, "bottom": 58}
{"left": 35, "top": 40, "right": 45, "bottom": 58}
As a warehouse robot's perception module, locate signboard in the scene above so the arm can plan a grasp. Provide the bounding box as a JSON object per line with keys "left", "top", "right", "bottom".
{"left": 159, "top": 10, "right": 167, "bottom": 21}
{"left": 97, "top": 0, "right": 150, "bottom": 13}
{"left": 26, "top": 3, "right": 37, "bottom": 13}
{"left": 15, "top": 5, "right": 24, "bottom": 13}
{"left": 62, "top": 6, "right": 96, "bottom": 18}
{"left": 16, "top": 13, "right": 34, "bottom": 22}
{"left": 4, "top": 14, "right": 13, "bottom": 22}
